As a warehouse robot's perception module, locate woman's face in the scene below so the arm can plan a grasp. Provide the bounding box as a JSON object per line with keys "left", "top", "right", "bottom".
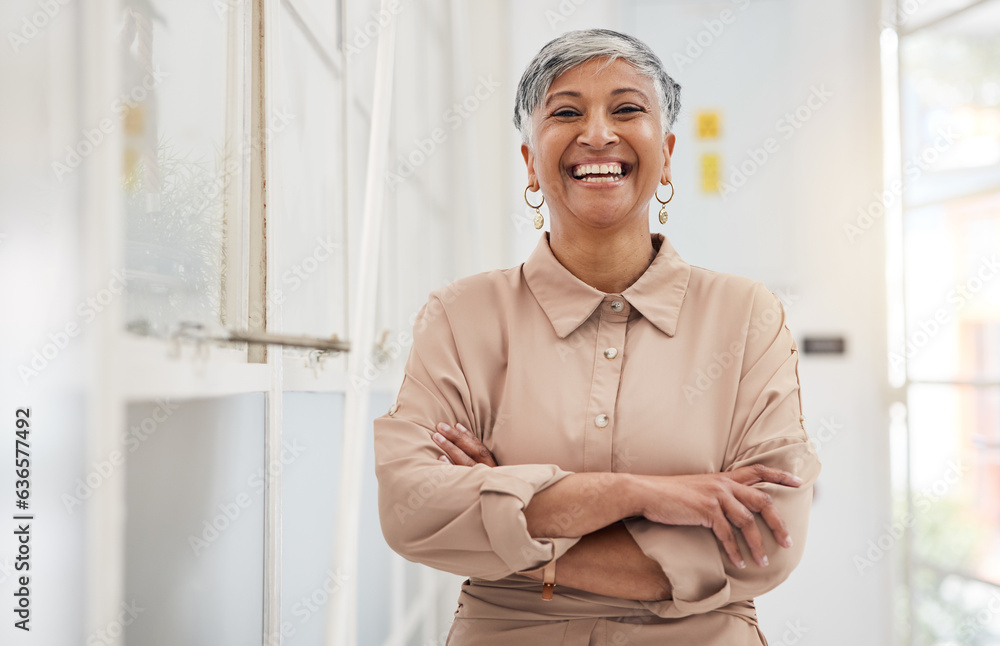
{"left": 522, "top": 57, "right": 675, "bottom": 233}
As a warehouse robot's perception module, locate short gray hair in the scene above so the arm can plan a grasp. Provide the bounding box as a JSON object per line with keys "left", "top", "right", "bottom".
{"left": 513, "top": 29, "right": 681, "bottom": 146}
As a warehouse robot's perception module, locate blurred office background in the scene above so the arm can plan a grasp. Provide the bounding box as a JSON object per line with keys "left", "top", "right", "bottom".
{"left": 0, "top": 0, "right": 998, "bottom": 644}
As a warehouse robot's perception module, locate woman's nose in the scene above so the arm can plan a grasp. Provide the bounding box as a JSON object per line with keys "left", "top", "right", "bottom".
{"left": 577, "top": 113, "right": 618, "bottom": 148}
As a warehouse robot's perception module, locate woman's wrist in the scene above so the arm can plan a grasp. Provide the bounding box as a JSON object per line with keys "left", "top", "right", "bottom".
{"left": 526, "top": 472, "right": 649, "bottom": 538}
{"left": 616, "top": 472, "right": 649, "bottom": 520}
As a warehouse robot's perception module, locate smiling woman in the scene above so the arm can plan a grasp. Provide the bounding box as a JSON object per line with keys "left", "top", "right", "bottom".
{"left": 521, "top": 55, "right": 676, "bottom": 294}
{"left": 373, "top": 28, "right": 820, "bottom": 645}
{"left": 516, "top": 32, "right": 680, "bottom": 291}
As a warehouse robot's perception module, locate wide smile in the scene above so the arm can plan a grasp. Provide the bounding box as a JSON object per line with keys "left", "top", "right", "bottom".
{"left": 568, "top": 160, "right": 632, "bottom": 187}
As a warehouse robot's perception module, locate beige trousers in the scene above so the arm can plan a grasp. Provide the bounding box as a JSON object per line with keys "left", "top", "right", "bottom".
{"left": 445, "top": 611, "right": 769, "bottom": 645}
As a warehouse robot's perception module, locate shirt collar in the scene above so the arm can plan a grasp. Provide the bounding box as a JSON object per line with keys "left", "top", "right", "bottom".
{"left": 522, "top": 231, "right": 691, "bottom": 339}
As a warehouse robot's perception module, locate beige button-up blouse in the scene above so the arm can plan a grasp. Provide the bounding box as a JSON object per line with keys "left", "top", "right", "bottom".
{"left": 374, "top": 232, "right": 821, "bottom": 644}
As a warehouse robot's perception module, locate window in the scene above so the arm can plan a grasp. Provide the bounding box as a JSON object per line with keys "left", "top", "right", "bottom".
{"left": 107, "top": 0, "right": 357, "bottom": 644}
{"left": 886, "top": 1, "right": 1000, "bottom": 642}
{"left": 120, "top": 0, "right": 248, "bottom": 339}
{"left": 11, "top": 0, "right": 505, "bottom": 641}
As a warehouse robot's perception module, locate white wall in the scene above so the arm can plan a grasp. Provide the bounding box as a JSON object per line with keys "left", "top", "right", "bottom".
{"left": 0, "top": 2, "right": 88, "bottom": 644}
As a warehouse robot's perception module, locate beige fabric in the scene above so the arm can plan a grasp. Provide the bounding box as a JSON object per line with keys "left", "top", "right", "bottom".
{"left": 444, "top": 609, "right": 769, "bottom": 646}
{"left": 374, "top": 232, "right": 821, "bottom": 643}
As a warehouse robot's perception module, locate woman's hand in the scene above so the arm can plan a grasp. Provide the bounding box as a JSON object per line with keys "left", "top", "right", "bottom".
{"left": 634, "top": 465, "right": 803, "bottom": 570}
{"left": 432, "top": 422, "right": 498, "bottom": 467}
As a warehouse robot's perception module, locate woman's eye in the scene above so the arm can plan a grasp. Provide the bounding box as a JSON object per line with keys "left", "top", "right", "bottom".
{"left": 553, "top": 109, "right": 579, "bottom": 117}
{"left": 616, "top": 105, "right": 643, "bottom": 114}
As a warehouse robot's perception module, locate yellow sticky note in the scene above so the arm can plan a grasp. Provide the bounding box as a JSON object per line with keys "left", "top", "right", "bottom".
{"left": 701, "top": 153, "right": 721, "bottom": 193}
{"left": 696, "top": 110, "right": 721, "bottom": 139}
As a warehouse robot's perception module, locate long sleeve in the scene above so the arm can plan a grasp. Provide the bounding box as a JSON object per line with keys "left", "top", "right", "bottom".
{"left": 373, "top": 288, "right": 584, "bottom": 581}
{"left": 622, "top": 280, "right": 822, "bottom": 617}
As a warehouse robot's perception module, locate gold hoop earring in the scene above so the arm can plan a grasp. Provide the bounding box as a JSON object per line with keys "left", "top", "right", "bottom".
{"left": 655, "top": 181, "right": 674, "bottom": 224}
{"left": 525, "top": 186, "right": 545, "bottom": 229}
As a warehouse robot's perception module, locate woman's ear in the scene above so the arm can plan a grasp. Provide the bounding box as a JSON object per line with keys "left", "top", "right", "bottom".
{"left": 660, "top": 132, "right": 676, "bottom": 184}
{"left": 521, "top": 143, "right": 539, "bottom": 191}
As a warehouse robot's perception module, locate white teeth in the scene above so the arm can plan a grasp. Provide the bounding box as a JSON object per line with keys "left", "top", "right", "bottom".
{"left": 572, "top": 162, "right": 624, "bottom": 178}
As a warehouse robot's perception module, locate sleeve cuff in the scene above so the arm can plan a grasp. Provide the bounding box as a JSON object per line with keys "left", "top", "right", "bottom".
{"left": 621, "top": 518, "right": 732, "bottom": 617}
{"left": 479, "top": 467, "right": 583, "bottom": 574}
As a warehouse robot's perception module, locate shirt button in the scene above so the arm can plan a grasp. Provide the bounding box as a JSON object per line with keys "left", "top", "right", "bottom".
{"left": 604, "top": 348, "right": 618, "bottom": 360}
{"left": 388, "top": 403, "right": 398, "bottom": 416}
{"left": 610, "top": 300, "right": 624, "bottom": 312}
{"left": 595, "top": 414, "right": 609, "bottom": 428}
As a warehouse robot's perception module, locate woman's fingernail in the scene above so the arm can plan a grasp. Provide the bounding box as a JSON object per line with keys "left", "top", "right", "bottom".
{"left": 791, "top": 476, "right": 803, "bottom": 485}
{"left": 433, "top": 432, "right": 445, "bottom": 443}
{"left": 438, "top": 455, "right": 449, "bottom": 463}
{"left": 785, "top": 537, "right": 794, "bottom": 548}
{"left": 456, "top": 423, "right": 466, "bottom": 432}
{"left": 762, "top": 556, "right": 769, "bottom": 566}
{"left": 438, "top": 423, "right": 451, "bottom": 432}
{"left": 738, "top": 560, "right": 746, "bottom": 569}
